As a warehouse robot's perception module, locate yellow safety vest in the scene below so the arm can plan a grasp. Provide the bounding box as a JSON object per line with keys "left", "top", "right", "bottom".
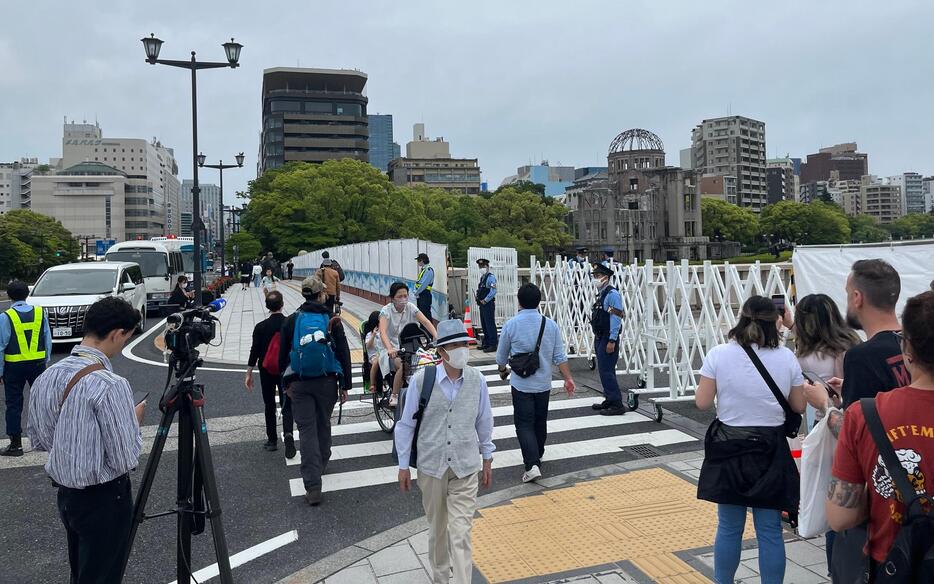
{"left": 4, "top": 306, "right": 47, "bottom": 363}
{"left": 416, "top": 266, "right": 433, "bottom": 292}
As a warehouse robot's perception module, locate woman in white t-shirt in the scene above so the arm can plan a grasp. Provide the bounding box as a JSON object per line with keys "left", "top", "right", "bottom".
{"left": 379, "top": 282, "right": 437, "bottom": 406}
{"left": 695, "top": 295, "right": 806, "bottom": 584}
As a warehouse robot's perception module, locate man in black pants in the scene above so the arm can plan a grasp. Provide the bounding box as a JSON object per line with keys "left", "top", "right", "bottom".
{"left": 245, "top": 290, "right": 295, "bottom": 458}
{"left": 279, "top": 276, "right": 352, "bottom": 506}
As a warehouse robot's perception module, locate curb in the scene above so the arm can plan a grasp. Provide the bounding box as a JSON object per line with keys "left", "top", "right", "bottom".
{"left": 275, "top": 449, "right": 706, "bottom": 584}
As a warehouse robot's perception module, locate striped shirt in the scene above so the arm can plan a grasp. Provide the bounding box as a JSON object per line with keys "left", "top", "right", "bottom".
{"left": 26, "top": 346, "right": 142, "bottom": 489}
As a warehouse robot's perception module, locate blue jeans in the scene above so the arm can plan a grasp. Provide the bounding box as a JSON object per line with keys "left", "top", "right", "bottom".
{"left": 714, "top": 504, "right": 785, "bottom": 584}
{"left": 594, "top": 336, "right": 621, "bottom": 403}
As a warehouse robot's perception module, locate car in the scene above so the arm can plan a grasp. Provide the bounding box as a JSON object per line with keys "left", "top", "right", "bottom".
{"left": 28, "top": 261, "right": 148, "bottom": 344}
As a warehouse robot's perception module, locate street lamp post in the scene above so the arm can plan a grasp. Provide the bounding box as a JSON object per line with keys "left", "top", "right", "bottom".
{"left": 141, "top": 33, "right": 242, "bottom": 306}
{"left": 199, "top": 153, "right": 244, "bottom": 278}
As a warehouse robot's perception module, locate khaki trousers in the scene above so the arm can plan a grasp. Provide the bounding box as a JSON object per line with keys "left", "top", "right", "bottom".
{"left": 418, "top": 468, "right": 479, "bottom": 584}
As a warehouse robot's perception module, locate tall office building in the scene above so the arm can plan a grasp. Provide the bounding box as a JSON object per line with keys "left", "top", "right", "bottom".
{"left": 800, "top": 143, "right": 868, "bottom": 183}
{"left": 180, "top": 179, "right": 221, "bottom": 242}
{"left": 58, "top": 120, "right": 179, "bottom": 240}
{"left": 258, "top": 67, "right": 369, "bottom": 175}
{"left": 888, "top": 172, "right": 925, "bottom": 215}
{"left": 766, "top": 157, "right": 797, "bottom": 204}
{"left": 0, "top": 158, "right": 39, "bottom": 214}
{"left": 388, "top": 124, "right": 482, "bottom": 194}
{"left": 691, "top": 116, "right": 767, "bottom": 210}
{"left": 923, "top": 176, "right": 934, "bottom": 214}
{"left": 368, "top": 114, "right": 396, "bottom": 172}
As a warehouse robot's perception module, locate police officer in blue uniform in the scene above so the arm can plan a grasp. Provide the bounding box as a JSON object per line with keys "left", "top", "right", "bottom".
{"left": 568, "top": 246, "right": 588, "bottom": 267}
{"left": 476, "top": 258, "right": 498, "bottom": 352}
{"left": 413, "top": 253, "right": 435, "bottom": 321}
{"left": 600, "top": 247, "right": 615, "bottom": 268}
{"left": 589, "top": 264, "right": 626, "bottom": 415}
{"left": 0, "top": 280, "right": 51, "bottom": 456}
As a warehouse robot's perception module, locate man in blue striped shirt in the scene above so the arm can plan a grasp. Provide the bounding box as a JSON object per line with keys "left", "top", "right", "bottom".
{"left": 27, "top": 297, "right": 144, "bottom": 584}
{"left": 496, "top": 283, "right": 576, "bottom": 483}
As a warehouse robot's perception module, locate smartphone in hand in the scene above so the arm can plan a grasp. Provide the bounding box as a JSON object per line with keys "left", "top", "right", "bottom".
{"left": 803, "top": 371, "right": 835, "bottom": 399}
{"left": 771, "top": 294, "right": 786, "bottom": 316}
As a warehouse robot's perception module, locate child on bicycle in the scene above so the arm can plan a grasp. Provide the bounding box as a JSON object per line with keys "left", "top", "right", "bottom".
{"left": 361, "top": 311, "right": 381, "bottom": 392}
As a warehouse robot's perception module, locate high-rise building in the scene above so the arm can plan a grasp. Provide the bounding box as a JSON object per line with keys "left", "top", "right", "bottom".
{"left": 368, "top": 114, "right": 396, "bottom": 172}
{"left": 0, "top": 158, "right": 39, "bottom": 214}
{"left": 500, "top": 161, "right": 575, "bottom": 196}
{"left": 923, "top": 176, "right": 934, "bottom": 214}
{"left": 766, "top": 157, "right": 797, "bottom": 204}
{"left": 388, "top": 124, "right": 482, "bottom": 194}
{"left": 180, "top": 180, "right": 221, "bottom": 243}
{"left": 691, "top": 116, "right": 767, "bottom": 210}
{"left": 567, "top": 128, "right": 707, "bottom": 262}
{"left": 860, "top": 176, "right": 902, "bottom": 224}
{"left": 258, "top": 67, "right": 369, "bottom": 175}
{"left": 699, "top": 175, "right": 738, "bottom": 205}
{"left": 799, "top": 143, "right": 868, "bottom": 183}
{"left": 58, "top": 120, "right": 179, "bottom": 240}
{"left": 888, "top": 172, "right": 925, "bottom": 215}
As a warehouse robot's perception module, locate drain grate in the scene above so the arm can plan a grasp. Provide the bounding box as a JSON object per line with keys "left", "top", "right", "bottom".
{"left": 621, "top": 444, "right": 665, "bottom": 459}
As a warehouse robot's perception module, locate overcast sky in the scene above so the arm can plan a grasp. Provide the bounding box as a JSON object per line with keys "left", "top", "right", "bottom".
{"left": 2, "top": 0, "right": 932, "bottom": 203}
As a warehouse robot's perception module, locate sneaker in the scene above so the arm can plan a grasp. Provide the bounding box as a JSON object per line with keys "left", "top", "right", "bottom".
{"left": 0, "top": 442, "right": 23, "bottom": 457}
{"left": 305, "top": 488, "right": 322, "bottom": 506}
{"left": 591, "top": 400, "right": 609, "bottom": 411}
{"left": 521, "top": 465, "right": 542, "bottom": 483}
{"left": 600, "top": 403, "right": 627, "bottom": 416}
{"left": 388, "top": 394, "right": 398, "bottom": 408}
{"left": 263, "top": 440, "right": 278, "bottom": 452}
{"left": 284, "top": 435, "right": 296, "bottom": 459}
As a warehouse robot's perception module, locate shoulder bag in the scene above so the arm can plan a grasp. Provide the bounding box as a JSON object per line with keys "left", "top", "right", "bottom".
{"left": 741, "top": 344, "right": 803, "bottom": 438}
{"left": 508, "top": 316, "right": 546, "bottom": 378}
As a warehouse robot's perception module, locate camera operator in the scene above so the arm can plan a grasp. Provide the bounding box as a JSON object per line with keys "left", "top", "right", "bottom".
{"left": 26, "top": 297, "right": 144, "bottom": 584}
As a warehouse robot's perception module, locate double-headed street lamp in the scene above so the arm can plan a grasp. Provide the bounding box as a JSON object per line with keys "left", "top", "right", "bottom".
{"left": 140, "top": 33, "right": 242, "bottom": 306}
{"left": 198, "top": 153, "right": 244, "bottom": 277}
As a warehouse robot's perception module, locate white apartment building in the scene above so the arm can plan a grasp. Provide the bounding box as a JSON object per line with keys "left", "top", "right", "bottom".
{"left": 691, "top": 116, "right": 767, "bottom": 211}
{"left": 887, "top": 172, "right": 925, "bottom": 215}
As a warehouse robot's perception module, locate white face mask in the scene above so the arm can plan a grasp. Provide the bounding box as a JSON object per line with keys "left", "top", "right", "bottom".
{"left": 596, "top": 277, "right": 609, "bottom": 289}
{"left": 482, "top": 267, "right": 490, "bottom": 274}
{"left": 442, "top": 346, "right": 470, "bottom": 369}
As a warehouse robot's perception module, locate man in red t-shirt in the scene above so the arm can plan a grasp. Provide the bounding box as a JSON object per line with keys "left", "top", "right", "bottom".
{"left": 827, "top": 291, "right": 934, "bottom": 568}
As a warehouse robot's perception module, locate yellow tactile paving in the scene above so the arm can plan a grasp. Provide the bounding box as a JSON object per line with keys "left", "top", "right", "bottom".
{"left": 473, "top": 468, "right": 756, "bottom": 583}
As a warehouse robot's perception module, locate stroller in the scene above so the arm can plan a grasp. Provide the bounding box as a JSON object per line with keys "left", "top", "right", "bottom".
{"left": 372, "top": 322, "right": 440, "bottom": 433}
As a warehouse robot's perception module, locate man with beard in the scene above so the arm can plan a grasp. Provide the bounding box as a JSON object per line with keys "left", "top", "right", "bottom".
{"left": 834, "top": 259, "right": 908, "bottom": 408}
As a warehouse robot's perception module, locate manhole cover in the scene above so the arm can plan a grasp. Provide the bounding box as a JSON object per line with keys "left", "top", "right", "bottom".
{"left": 622, "top": 444, "right": 665, "bottom": 459}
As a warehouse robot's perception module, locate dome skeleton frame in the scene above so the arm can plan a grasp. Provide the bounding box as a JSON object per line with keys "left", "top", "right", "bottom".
{"left": 608, "top": 129, "right": 665, "bottom": 154}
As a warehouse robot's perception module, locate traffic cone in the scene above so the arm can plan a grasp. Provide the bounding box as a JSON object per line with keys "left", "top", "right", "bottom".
{"left": 463, "top": 304, "right": 476, "bottom": 340}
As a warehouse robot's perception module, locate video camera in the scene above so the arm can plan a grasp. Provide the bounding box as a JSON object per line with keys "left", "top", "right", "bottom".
{"left": 164, "top": 298, "right": 226, "bottom": 357}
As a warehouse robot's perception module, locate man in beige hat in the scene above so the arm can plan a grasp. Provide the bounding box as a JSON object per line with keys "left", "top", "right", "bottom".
{"left": 395, "top": 319, "right": 495, "bottom": 584}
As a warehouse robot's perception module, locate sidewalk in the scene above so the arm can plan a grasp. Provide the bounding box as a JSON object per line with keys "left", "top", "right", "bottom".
{"left": 284, "top": 453, "right": 829, "bottom": 584}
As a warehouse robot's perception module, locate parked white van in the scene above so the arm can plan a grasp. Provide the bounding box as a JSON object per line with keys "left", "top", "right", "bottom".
{"left": 105, "top": 240, "right": 177, "bottom": 314}
{"left": 28, "top": 262, "right": 147, "bottom": 343}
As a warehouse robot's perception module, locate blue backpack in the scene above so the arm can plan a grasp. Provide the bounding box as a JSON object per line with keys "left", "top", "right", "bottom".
{"left": 288, "top": 312, "right": 343, "bottom": 380}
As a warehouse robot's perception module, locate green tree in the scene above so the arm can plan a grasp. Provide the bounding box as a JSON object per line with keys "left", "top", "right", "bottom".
{"left": 848, "top": 215, "right": 889, "bottom": 243}
{"left": 759, "top": 201, "right": 850, "bottom": 245}
{"left": 886, "top": 213, "right": 934, "bottom": 240}
{"left": 0, "top": 210, "right": 79, "bottom": 280}
{"left": 700, "top": 198, "right": 759, "bottom": 246}
{"left": 226, "top": 232, "right": 262, "bottom": 262}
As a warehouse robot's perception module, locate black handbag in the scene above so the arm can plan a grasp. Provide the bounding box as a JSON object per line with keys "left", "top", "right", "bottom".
{"left": 741, "top": 344, "right": 803, "bottom": 438}
{"left": 508, "top": 316, "right": 546, "bottom": 378}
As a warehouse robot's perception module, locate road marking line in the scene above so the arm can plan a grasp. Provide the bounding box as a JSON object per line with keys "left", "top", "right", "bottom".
{"left": 286, "top": 409, "right": 653, "bottom": 466}
{"left": 288, "top": 428, "right": 695, "bottom": 496}
{"left": 167, "top": 529, "right": 298, "bottom": 584}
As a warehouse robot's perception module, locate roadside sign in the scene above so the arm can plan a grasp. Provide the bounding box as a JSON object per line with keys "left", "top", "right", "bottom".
{"left": 96, "top": 239, "right": 116, "bottom": 255}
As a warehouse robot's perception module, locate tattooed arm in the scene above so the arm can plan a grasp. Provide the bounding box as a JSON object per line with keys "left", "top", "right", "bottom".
{"left": 826, "top": 408, "right": 845, "bottom": 439}
{"left": 826, "top": 476, "right": 868, "bottom": 531}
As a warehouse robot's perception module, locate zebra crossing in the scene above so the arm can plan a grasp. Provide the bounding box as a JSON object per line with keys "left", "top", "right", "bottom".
{"left": 276, "top": 360, "right": 699, "bottom": 499}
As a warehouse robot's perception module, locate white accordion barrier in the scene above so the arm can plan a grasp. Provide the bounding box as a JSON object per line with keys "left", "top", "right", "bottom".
{"left": 290, "top": 239, "right": 449, "bottom": 320}
{"left": 466, "top": 246, "right": 519, "bottom": 327}
{"left": 531, "top": 257, "right": 793, "bottom": 420}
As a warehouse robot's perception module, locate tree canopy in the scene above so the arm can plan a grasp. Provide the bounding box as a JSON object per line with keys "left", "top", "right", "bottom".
{"left": 848, "top": 215, "right": 890, "bottom": 243}
{"left": 758, "top": 200, "right": 850, "bottom": 245}
{"left": 241, "top": 160, "right": 570, "bottom": 265}
{"left": 226, "top": 232, "right": 262, "bottom": 262}
{"left": 700, "top": 197, "right": 759, "bottom": 246}
{"left": 0, "top": 210, "right": 80, "bottom": 281}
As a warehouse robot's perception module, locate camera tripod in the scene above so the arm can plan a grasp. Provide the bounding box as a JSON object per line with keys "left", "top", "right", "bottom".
{"left": 119, "top": 351, "right": 233, "bottom": 584}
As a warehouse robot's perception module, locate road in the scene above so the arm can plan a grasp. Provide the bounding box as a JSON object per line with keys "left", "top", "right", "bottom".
{"left": 0, "top": 308, "right": 706, "bottom": 584}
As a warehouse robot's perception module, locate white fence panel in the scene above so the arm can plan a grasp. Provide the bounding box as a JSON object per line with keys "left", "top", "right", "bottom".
{"left": 467, "top": 247, "right": 518, "bottom": 327}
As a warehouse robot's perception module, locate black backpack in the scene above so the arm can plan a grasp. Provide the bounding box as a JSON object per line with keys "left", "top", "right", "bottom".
{"left": 862, "top": 398, "right": 934, "bottom": 583}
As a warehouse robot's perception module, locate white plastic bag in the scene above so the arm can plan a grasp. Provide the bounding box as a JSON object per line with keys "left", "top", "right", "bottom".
{"left": 797, "top": 411, "right": 838, "bottom": 537}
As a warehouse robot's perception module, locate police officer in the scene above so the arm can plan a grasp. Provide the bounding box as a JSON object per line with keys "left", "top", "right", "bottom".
{"left": 476, "top": 258, "right": 498, "bottom": 352}
{"left": 0, "top": 280, "right": 51, "bottom": 456}
{"left": 569, "top": 246, "right": 588, "bottom": 267}
{"left": 600, "top": 247, "right": 615, "bottom": 268}
{"left": 589, "top": 264, "right": 626, "bottom": 415}
{"left": 414, "top": 253, "right": 434, "bottom": 322}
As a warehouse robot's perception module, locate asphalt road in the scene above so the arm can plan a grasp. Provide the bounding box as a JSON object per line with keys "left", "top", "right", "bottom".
{"left": 0, "top": 311, "right": 708, "bottom": 584}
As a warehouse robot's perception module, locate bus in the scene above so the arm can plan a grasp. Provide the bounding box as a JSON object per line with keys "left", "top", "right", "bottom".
{"left": 105, "top": 240, "right": 176, "bottom": 314}
{"left": 151, "top": 236, "right": 208, "bottom": 282}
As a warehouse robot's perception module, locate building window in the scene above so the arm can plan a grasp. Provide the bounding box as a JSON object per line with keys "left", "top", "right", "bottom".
{"left": 270, "top": 100, "right": 301, "bottom": 113}
{"left": 629, "top": 178, "right": 638, "bottom": 191}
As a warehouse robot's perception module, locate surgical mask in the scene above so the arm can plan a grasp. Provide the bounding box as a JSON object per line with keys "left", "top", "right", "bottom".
{"left": 596, "top": 277, "right": 609, "bottom": 289}
{"left": 393, "top": 297, "right": 409, "bottom": 309}
{"left": 482, "top": 267, "right": 490, "bottom": 274}
{"left": 442, "top": 347, "right": 470, "bottom": 369}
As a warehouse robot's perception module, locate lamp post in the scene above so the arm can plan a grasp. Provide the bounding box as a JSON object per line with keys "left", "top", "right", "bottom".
{"left": 141, "top": 33, "right": 242, "bottom": 306}
{"left": 199, "top": 153, "right": 244, "bottom": 278}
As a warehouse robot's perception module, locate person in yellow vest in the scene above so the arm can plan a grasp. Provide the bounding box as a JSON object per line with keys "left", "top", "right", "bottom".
{"left": 0, "top": 280, "right": 51, "bottom": 456}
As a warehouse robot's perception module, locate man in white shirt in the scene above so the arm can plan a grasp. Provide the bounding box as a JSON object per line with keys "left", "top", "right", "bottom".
{"left": 395, "top": 319, "right": 495, "bottom": 584}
